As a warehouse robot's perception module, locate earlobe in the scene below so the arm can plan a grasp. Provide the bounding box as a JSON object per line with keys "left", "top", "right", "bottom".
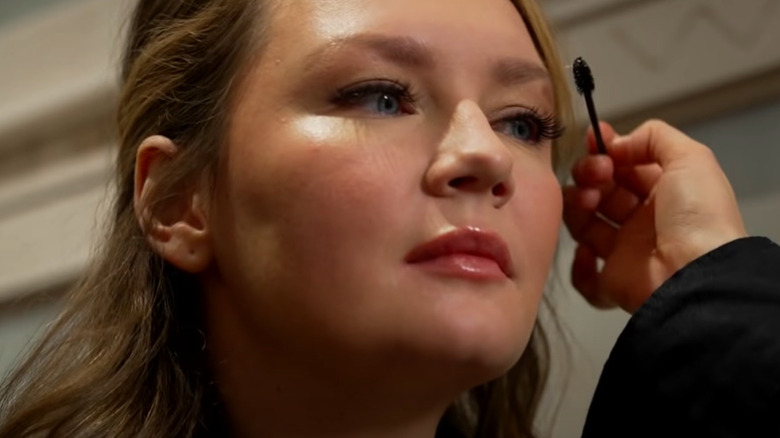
{"left": 134, "top": 136, "right": 213, "bottom": 273}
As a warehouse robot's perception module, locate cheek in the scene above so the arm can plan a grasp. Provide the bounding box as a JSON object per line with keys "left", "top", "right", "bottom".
{"left": 230, "top": 118, "right": 404, "bottom": 222}
{"left": 213, "top": 116, "right": 425, "bottom": 308}
{"left": 511, "top": 161, "right": 563, "bottom": 288}
{"left": 487, "top": 165, "right": 561, "bottom": 359}
{"left": 258, "top": 121, "right": 420, "bottom": 253}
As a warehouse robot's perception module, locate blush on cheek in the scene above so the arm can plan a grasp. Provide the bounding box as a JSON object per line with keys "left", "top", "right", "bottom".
{"left": 512, "top": 167, "right": 562, "bottom": 225}
{"left": 508, "top": 169, "right": 563, "bottom": 285}
{"left": 272, "top": 116, "right": 422, "bottom": 214}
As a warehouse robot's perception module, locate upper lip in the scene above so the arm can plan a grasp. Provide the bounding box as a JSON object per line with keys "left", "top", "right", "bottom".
{"left": 404, "top": 227, "right": 514, "bottom": 278}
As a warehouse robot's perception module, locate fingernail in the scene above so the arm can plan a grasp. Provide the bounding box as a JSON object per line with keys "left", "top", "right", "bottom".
{"left": 582, "top": 188, "right": 601, "bottom": 209}
{"left": 594, "top": 155, "right": 611, "bottom": 166}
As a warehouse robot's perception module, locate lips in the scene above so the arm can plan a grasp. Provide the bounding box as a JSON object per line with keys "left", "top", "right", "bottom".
{"left": 404, "top": 227, "right": 514, "bottom": 279}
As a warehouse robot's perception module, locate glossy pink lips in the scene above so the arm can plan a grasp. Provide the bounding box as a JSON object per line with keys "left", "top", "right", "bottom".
{"left": 405, "top": 227, "right": 514, "bottom": 280}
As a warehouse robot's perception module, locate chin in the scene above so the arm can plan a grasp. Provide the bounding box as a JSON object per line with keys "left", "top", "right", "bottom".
{"left": 410, "top": 307, "right": 536, "bottom": 388}
{"left": 371, "top": 271, "right": 542, "bottom": 390}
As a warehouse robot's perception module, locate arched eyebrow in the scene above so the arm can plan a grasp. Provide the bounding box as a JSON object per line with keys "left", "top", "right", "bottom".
{"left": 492, "top": 57, "right": 550, "bottom": 87}
{"left": 304, "top": 33, "right": 550, "bottom": 86}
{"left": 304, "top": 34, "right": 435, "bottom": 71}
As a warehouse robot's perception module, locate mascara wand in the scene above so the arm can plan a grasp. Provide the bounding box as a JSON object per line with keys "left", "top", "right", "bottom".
{"left": 573, "top": 57, "right": 607, "bottom": 155}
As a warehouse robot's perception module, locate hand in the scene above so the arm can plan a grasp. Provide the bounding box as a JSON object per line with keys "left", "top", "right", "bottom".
{"left": 563, "top": 120, "right": 748, "bottom": 313}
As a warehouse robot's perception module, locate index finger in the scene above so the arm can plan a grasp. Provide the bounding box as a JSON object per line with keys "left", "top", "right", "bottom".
{"left": 608, "top": 119, "right": 710, "bottom": 168}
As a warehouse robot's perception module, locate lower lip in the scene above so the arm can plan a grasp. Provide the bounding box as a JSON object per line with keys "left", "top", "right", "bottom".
{"left": 410, "top": 254, "right": 508, "bottom": 281}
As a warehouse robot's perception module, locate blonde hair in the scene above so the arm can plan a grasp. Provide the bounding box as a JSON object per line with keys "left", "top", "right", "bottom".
{"left": 0, "top": 1, "right": 572, "bottom": 437}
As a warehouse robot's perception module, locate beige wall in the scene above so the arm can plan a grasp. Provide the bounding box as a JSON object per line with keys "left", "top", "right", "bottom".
{"left": 2, "top": 0, "right": 780, "bottom": 436}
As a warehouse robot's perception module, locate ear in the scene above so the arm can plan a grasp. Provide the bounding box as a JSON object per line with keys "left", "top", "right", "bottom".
{"left": 134, "top": 135, "right": 212, "bottom": 273}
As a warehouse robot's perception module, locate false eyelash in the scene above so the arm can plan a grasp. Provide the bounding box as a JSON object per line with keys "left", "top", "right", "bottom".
{"left": 526, "top": 109, "right": 566, "bottom": 142}
{"left": 500, "top": 107, "right": 566, "bottom": 144}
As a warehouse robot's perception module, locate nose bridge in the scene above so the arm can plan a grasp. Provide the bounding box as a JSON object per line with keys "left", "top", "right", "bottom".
{"left": 425, "top": 99, "right": 515, "bottom": 205}
{"left": 442, "top": 99, "right": 512, "bottom": 168}
{"left": 446, "top": 100, "right": 497, "bottom": 150}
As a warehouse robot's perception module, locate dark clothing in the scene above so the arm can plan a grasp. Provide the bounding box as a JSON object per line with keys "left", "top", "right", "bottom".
{"left": 583, "top": 237, "right": 780, "bottom": 437}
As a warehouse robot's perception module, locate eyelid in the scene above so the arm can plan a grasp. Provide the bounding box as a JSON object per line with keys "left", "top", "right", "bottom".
{"left": 492, "top": 106, "right": 565, "bottom": 145}
{"left": 333, "top": 79, "right": 417, "bottom": 105}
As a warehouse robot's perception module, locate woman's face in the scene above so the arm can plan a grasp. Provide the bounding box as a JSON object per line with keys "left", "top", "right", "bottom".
{"left": 205, "top": 0, "right": 562, "bottom": 388}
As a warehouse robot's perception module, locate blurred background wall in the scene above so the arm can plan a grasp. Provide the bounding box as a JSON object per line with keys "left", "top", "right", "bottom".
{"left": 1, "top": 0, "right": 779, "bottom": 436}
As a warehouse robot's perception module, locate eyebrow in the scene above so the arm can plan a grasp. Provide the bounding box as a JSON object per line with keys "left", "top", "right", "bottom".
{"left": 304, "top": 33, "right": 550, "bottom": 87}
{"left": 304, "top": 34, "right": 435, "bottom": 72}
{"left": 492, "top": 57, "right": 551, "bottom": 87}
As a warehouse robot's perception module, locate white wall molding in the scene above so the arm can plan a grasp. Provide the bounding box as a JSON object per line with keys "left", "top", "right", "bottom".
{"left": 0, "top": 147, "right": 112, "bottom": 303}
{"left": 0, "top": 0, "right": 124, "bottom": 303}
{"left": 548, "top": 0, "right": 780, "bottom": 121}
{"left": 0, "top": 146, "right": 112, "bottom": 221}
{"left": 543, "top": 0, "right": 651, "bottom": 27}
{"left": 0, "top": 0, "right": 127, "bottom": 154}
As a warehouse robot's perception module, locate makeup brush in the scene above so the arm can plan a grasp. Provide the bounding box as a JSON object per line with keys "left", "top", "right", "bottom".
{"left": 573, "top": 57, "right": 607, "bottom": 154}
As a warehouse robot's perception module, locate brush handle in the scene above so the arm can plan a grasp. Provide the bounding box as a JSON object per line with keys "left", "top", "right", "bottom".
{"left": 584, "top": 91, "right": 607, "bottom": 154}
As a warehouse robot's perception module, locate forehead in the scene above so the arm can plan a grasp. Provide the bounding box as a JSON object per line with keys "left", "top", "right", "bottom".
{"left": 268, "top": 0, "right": 541, "bottom": 64}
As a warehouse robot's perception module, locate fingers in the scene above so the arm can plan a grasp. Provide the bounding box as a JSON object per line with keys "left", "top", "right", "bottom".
{"left": 586, "top": 121, "right": 617, "bottom": 155}
{"left": 613, "top": 164, "right": 662, "bottom": 199}
{"left": 569, "top": 119, "right": 748, "bottom": 312}
{"left": 608, "top": 119, "right": 709, "bottom": 168}
{"left": 598, "top": 186, "right": 640, "bottom": 224}
{"left": 573, "top": 122, "right": 665, "bottom": 205}
{"left": 568, "top": 149, "right": 646, "bottom": 226}
{"left": 571, "top": 244, "right": 615, "bottom": 309}
{"left": 563, "top": 190, "right": 618, "bottom": 258}
{"left": 571, "top": 154, "right": 613, "bottom": 187}
{"left": 564, "top": 182, "right": 639, "bottom": 227}
{"left": 571, "top": 154, "right": 661, "bottom": 205}
{"left": 563, "top": 185, "right": 600, "bottom": 211}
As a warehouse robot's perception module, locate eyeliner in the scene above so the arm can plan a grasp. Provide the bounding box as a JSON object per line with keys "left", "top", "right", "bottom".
{"left": 573, "top": 57, "right": 607, "bottom": 155}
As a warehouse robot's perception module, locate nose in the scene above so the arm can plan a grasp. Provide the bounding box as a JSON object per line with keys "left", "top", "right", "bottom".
{"left": 424, "top": 100, "right": 515, "bottom": 208}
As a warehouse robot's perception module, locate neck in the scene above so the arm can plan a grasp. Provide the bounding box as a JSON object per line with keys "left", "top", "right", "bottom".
{"left": 204, "top": 293, "right": 461, "bottom": 438}
{"left": 220, "top": 378, "right": 446, "bottom": 438}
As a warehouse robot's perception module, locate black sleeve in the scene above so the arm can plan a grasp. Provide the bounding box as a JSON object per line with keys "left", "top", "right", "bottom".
{"left": 582, "top": 237, "right": 780, "bottom": 438}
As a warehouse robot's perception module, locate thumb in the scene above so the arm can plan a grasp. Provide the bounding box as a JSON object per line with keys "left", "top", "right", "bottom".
{"left": 608, "top": 119, "right": 708, "bottom": 168}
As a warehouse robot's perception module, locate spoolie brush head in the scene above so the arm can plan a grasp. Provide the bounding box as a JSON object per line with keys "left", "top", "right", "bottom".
{"left": 573, "top": 57, "right": 594, "bottom": 95}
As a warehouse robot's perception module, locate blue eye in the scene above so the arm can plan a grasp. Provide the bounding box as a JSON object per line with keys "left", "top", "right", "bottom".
{"left": 333, "top": 81, "right": 414, "bottom": 116}
{"left": 373, "top": 93, "right": 401, "bottom": 115}
{"left": 506, "top": 118, "right": 537, "bottom": 142}
{"left": 494, "top": 110, "right": 564, "bottom": 146}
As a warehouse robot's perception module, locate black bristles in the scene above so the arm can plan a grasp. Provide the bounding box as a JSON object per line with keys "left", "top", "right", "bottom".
{"left": 573, "top": 57, "right": 595, "bottom": 95}
{"left": 572, "top": 56, "right": 606, "bottom": 154}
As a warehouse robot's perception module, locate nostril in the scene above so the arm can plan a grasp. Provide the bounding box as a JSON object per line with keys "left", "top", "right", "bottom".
{"left": 448, "top": 177, "right": 508, "bottom": 197}
{"left": 448, "top": 176, "right": 477, "bottom": 188}
{"left": 492, "top": 183, "right": 508, "bottom": 197}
